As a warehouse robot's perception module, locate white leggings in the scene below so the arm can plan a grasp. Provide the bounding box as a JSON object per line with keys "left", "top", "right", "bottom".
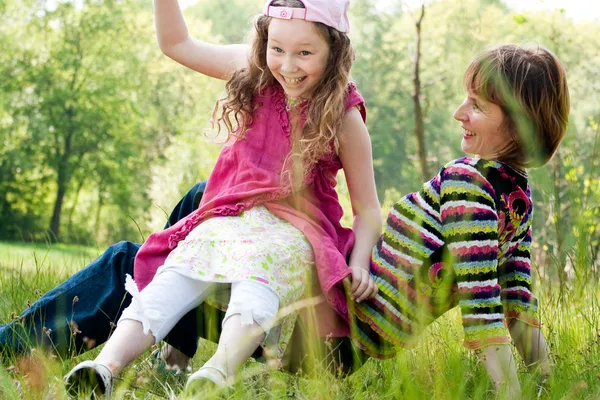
{"left": 119, "top": 270, "right": 280, "bottom": 344}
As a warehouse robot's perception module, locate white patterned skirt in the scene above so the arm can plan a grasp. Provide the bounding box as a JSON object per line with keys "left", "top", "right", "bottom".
{"left": 156, "top": 205, "right": 315, "bottom": 359}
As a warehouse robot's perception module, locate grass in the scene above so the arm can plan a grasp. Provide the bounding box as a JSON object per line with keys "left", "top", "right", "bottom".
{"left": 1, "top": 241, "right": 599, "bottom": 399}
{"left": 0, "top": 241, "right": 99, "bottom": 321}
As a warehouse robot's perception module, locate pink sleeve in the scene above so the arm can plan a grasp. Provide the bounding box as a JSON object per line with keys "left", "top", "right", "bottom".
{"left": 344, "top": 82, "right": 367, "bottom": 123}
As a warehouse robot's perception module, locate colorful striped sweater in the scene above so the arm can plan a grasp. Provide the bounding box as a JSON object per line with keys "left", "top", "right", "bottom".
{"left": 351, "top": 157, "right": 539, "bottom": 358}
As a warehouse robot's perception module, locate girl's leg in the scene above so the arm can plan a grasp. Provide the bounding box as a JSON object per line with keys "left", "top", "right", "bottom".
{"left": 94, "top": 270, "right": 214, "bottom": 376}
{"left": 158, "top": 180, "right": 209, "bottom": 369}
{"left": 93, "top": 319, "right": 153, "bottom": 376}
{"left": 189, "top": 281, "right": 279, "bottom": 384}
{"left": 65, "top": 270, "right": 213, "bottom": 395}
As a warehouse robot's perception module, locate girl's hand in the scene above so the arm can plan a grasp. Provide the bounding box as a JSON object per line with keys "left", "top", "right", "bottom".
{"left": 348, "top": 266, "right": 378, "bottom": 303}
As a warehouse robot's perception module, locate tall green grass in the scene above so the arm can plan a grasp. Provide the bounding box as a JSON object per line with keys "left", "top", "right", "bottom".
{"left": 1, "top": 241, "right": 599, "bottom": 399}
{"left": 0, "top": 242, "right": 99, "bottom": 321}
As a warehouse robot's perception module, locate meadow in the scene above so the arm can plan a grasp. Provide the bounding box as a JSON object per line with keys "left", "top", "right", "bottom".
{"left": 2, "top": 0, "right": 600, "bottom": 398}
{"left": 1, "top": 241, "right": 599, "bottom": 399}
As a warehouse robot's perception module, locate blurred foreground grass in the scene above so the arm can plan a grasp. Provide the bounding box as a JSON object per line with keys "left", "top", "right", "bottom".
{"left": 1, "top": 241, "right": 599, "bottom": 399}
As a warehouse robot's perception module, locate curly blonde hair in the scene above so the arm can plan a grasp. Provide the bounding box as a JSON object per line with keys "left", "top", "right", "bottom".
{"left": 211, "top": 0, "right": 355, "bottom": 178}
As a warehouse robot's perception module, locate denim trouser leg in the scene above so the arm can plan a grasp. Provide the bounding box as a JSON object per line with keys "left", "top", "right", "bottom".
{"left": 0, "top": 241, "right": 141, "bottom": 357}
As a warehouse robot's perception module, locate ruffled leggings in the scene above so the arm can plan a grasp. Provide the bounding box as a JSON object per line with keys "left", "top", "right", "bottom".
{"left": 119, "top": 270, "right": 279, "bottom": 343}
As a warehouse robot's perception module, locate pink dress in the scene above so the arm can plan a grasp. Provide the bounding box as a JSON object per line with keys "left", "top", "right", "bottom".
{"left": 133, "top": 83, "right": 368, "bottom": 345}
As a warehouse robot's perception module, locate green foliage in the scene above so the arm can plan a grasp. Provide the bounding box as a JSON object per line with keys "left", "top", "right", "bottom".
{"left": 0, "top": 0, "right": 598, "bottom": 285}
{"left": 187, "top": 0, "right": 261, "bottom": 43}
{"left": 0, "top": 0, "right": 229, "bottom": 244}
{"left": 512, "top": 14, "right": 527, "bottom": 24}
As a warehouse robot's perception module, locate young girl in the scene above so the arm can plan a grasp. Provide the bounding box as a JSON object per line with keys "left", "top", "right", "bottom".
{"left": 349, "top": 44, "right": 569, "bottom": 397}
{"left": 65, "top": 0, "right": 381, "bottom": 396}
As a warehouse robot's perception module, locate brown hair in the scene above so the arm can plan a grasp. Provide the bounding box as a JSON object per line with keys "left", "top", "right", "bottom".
{"left": 211, "top": 0, "right": 355, "bottom": 180}
{"left": 464, "top": 44, "right": 570, "bottom": 168}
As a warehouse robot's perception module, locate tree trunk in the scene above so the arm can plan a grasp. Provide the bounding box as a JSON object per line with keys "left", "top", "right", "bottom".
{"left": 49, "top": 167, "right": 68, "bottom": 241}
{"left": 412, "top": 5, "right": 429, "bottom": 181}
{"left": 67, "top": 176, "right": 85, "bottom": 233}
{"left": 95, "top": 184, "right": 104, "bottom": 236}
{"left": 49, "top": 120, "right": 73, "bottom": 241}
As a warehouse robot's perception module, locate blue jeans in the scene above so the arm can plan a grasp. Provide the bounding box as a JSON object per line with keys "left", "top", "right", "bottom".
{"left": 0, "top": 181, "right": 364, "bottom": 373}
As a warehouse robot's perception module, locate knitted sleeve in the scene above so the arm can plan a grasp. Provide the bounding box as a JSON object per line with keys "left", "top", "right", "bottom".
{"left": 439, "top": 161, "right": 510, "bottom": 349}
{"left": 499, "top": 224, "right": 540, "bottom": 327}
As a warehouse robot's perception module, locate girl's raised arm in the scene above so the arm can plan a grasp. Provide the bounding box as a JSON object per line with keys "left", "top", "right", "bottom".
{"left": 154, "top": 0, "right": 250, "bottom": 79}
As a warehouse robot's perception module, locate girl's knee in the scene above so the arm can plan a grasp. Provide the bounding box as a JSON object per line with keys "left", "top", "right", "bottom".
{"left": 118, "top": 298, "right": 160, "bottom": 343}
{"left": 119, "top": 272, "right": 213, "bottom": 342}
{"left": 224, "top": 281, "right": 280, "bottom": 333}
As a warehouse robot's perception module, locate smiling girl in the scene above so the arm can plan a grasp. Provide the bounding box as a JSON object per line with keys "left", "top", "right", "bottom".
{"left": 64, "top": 0, "right": 382, "bottom": 397}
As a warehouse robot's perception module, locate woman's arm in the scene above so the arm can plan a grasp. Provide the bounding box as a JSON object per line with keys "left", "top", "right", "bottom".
{"left": 154, "top": 0, "right": 250, "bottom": 79}
{"left": 439, "top": 161, "right": 522, "bottom": 395}
{"left": 509, "top": 319, "right": 551, "bottom": 375}
{"left": 500, "top": 225, "right": 551, "bottom": 375}
{"left": 478, "top": 344, "right": 522, "bottom": 398}
{"left": 338, "top": 107, "right": 382, "bottom": 302}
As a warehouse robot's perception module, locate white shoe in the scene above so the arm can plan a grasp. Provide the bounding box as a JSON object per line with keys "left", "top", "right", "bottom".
{"left": 64, "top": 360, "right": 113, "bottom": 398}
{"left": 185, "top": 365, "right": 231, "bottom": 395}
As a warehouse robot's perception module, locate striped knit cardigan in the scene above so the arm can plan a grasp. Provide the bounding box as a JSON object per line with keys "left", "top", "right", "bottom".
{"left": 351, "top": 157, "right": 540, "bottom": 358}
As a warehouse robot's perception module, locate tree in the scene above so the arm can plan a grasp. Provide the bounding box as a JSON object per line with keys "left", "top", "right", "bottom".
{"left": 410, "top": 4, "right": 429, "bottom": 181}
{"left": 0, "top": 0, "right": 194, "bottom": 242}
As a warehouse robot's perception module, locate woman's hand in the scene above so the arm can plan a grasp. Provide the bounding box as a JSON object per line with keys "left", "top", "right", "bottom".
{"left": 348, "top": 266, "right": 378, "bottom": 303}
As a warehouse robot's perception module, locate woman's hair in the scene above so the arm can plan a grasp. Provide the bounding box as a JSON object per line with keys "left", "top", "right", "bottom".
{"left": 464, "top": 43, "right": 570, "bottom": 168}
{"left": 211, "top": 0, "right": 354, "bottom": 177}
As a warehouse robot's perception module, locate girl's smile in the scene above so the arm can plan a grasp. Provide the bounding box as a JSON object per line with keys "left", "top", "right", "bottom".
{"left": 281, "top": 76, "right": 307, "bottom": 85}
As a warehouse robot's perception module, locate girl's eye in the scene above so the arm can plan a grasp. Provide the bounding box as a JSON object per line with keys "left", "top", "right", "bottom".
{"left": 273, "top": 47, "right": 283, "bottom": 53}
{"left": 472, "top": 103, "right": 481, "bottom": 111}
{"left": 300, "top": 50, "right": 311, "bottom": 56}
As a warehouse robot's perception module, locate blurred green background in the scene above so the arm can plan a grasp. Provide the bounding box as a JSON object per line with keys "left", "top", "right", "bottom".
{"left": 1, "top": 0, "right": 598, "bottom": 282}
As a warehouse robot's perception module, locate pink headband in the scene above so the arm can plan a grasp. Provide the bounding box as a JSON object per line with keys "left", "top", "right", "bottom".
{"left": 263, "top": 0, "right": 350, "bottom": 33}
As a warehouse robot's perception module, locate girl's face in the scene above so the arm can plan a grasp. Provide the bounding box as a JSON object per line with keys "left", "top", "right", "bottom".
{"left": 453, "top": 91, "right": 513, "bottom": 160}
{"left": 266, "top": 18, "right": 330, "bottom": 100}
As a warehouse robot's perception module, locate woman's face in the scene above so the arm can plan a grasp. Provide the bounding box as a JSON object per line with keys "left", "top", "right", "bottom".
{"left": 453, "top": 91, "right": 513, "bottom": 160}
{"left": 266, "top": 18, "right": 330, "bottom": 100}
